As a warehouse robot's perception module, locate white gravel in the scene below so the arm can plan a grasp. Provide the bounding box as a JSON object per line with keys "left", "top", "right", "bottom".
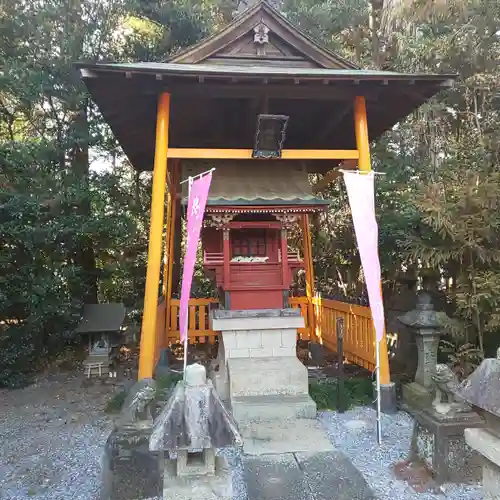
{"left": 0, "top": 374, "right": 112, "bottom": 500}
{"left": 319, "top": 408, "right": 482, "bottom": 500}
{"left": 0, "top": 376, "right": 483, "bottom": 500}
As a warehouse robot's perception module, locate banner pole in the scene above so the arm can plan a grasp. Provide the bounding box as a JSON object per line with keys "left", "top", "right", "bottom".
{"left": 182, "top": 176, "right": 193, "bottom": 381}
{"left": 376, "top": 339, "right": 382, "bottom": 444}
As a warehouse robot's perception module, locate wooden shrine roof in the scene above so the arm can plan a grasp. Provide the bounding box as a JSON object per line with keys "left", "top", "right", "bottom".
{"left": 168, "top": 0, "right": 358, "bottom": 69}
{"left": 79, "top": 62, "right": 454, "bottom": 172}
{"left": 77, "top": 0, "right": 456, "bottom": 172}
{"left": 181, "top": 161, "right": 329, "bottom": 207}
{"left": 75, "top": 303, "right": 126, "bottom": 334}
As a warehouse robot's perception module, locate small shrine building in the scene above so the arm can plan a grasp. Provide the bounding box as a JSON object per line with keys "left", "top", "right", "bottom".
{"left": 77, "top": 0, "right": 454, "bottom": 383}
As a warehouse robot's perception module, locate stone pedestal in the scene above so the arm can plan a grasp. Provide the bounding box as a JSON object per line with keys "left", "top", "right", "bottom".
{"left": 163, "top": 455, "right": 232, "bottom": 500}
{"left": 410, "top": 407, "right": 483, "bottom": 484}
{"left": 375, "top": 381, "right": 398, "bottom": 414}
{"left": 211, "top": 308, "right": 316, "bottom": 425}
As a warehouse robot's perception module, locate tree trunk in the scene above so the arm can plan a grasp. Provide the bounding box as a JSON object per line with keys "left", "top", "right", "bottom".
{"left": 71, "top": 104, "right": 98, "bottom": 304}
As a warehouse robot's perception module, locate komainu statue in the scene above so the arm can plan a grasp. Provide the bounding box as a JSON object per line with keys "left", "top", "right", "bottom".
{"left": 431, "top": 364, "right": 469, "bottom": 415}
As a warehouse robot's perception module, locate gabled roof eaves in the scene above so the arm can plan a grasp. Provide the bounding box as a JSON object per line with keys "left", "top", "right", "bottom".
{"left": 168, "top": 0, "right": 359, "bottom": 70}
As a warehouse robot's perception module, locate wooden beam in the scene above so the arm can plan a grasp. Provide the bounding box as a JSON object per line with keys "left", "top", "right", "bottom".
{"left": 166, "top": 148, "right": 359, "bottom": 160}
{"left": 139, "top": 83, "right": 383, "bottom": 102}
{"left": 315, "top": 104, "right": 352, "bottom": 145}
{"left": 312, "top": 159, "right": 357, "bottom": 193}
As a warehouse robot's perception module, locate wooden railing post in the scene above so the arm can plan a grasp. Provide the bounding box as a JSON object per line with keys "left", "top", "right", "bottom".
{"left": 165, "top": 161, "right": 179, "bottom": 343}
{"left": 301, "top": 215, "right": 316, "bottom": 340}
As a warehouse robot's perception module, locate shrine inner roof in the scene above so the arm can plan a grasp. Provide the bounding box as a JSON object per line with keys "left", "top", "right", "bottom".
{"left": 181, "top": 161, "right": 328, "bottom": 207}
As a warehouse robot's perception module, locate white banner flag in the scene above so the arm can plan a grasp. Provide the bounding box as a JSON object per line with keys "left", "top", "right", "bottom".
{"left": 342, "top": 171, "right": 385, "bottom": 342}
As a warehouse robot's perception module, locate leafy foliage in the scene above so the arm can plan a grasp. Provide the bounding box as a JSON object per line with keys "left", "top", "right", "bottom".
{"left": 2, "top": 0, "right": 500, "bottom": 387}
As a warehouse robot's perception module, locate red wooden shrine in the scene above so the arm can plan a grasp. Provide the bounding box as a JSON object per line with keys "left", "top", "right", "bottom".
{"left": 182, "top": 162, "right": 329, "bottom": 310}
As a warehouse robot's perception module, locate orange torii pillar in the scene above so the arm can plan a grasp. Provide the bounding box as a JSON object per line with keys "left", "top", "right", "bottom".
{"left": 138, "top": 92, "right": 170, "bottom": 380}
{"left": 354, "top": 95, "right": 396, "bottom": 413}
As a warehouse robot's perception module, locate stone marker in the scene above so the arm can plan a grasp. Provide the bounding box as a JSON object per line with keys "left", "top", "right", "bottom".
{"left": 100, "top": 378, "right": 162, "bottom": 500}
{"left": 149, "top": 363, "right": 242, "bottom": 500}
{"left": 399, "top": 292, "right": 449, "bottom": 410}
{"left": 456, "top": 353, "right": 500, "bottom": 499}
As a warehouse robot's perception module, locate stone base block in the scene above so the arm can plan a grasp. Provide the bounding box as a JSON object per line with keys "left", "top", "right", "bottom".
{"left": 231, "top": 394, "right": 316, "bottom": 423}
{"left": 100, "top": 428, "right": 162, "bottom": 500}
{"left": 163, "top": 455, "right": 232, "bottom": 500}
{"left": 228, "top": 357, "right": 309, "bottom": 398}
{"left": 410, "top": 408, "right": 484, "bottom": 484}
{"left": 239, "top": 419, "right": 334, "bottom": 455}
{"left": 402, "top": 381, "right": 433, "bottom": 411}
{"left": 243, "top": 451, "right": 376, "bottom": 500}
{"left": 373, "top": 382, "right": 397, "bottom": 414}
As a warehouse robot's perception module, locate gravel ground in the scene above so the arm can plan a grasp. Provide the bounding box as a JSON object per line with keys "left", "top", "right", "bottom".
{"left": 319, "top": 408, "right": 482, "bottom": 500}
{"left": 0, "top": 376, "right": 483, "bottom": 500}
{"left": 0, "top": 374, "right": 113, "bottom": 500}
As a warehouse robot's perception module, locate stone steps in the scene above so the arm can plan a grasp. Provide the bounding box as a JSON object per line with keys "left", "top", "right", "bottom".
{"left": 231, "top": 394, "right": 316, "bottom": 423}
{"left": 227, "top": 357, "right": 309, "bottom": 398}
{"left": 239, "top": 419, "right": 334, "bottom": 455}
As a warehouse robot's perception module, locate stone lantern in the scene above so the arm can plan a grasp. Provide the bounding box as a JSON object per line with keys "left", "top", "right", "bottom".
{"left": 149, "top": 363, "right": 242, "bottom": 500}
{"left": 456, "top": 355, "right": 500, "bottom": 500}
{"left": 398, "top": 292, "right": 448, "bottom": 410}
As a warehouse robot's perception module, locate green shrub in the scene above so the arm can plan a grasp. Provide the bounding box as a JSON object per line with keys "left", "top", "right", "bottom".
{"left": 309, "top": 377, "right": 373, "bottom": 411}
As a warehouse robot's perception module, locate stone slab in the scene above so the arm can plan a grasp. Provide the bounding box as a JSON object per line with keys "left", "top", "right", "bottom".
{"left": 410, "top": 408, "right": 484, "bottom": 484}
{"left": 211, "top": 308, "right": 304, "bottom": 331}
{"left": 228, "top": 357, "right": 309, "bottom": 397}
{"left": 243, "top": 453, "right": 311, "bottom": 500}
{"left": 456, "top": 359, "right": 500, "bottom": 420}
{"left": 296, "top": 451, "right": 377, "bottom": 500}
{"left": 163, "top": 456, "right": 232, "bottom": 500}
{"left": 483, "top": 459, "right": 500, "bottom": 500}
{"left": 465, "top": 427, "right": 500, "bottom": 468}
{"left": 240, "top": 419, "right": 334, "bottom": 455}
{"left": 231, "top": 394, "right": 316, "bottom": 422}
{"left": 243, "top": 451, "right": 376, "bottom": 500}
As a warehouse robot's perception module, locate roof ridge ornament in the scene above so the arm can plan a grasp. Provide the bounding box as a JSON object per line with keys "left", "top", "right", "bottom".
{"left": 253, "top": 21, "right": 270, "bottom": 56}
{"left": 254, "top": 22, "right": 270, "bottom": 45}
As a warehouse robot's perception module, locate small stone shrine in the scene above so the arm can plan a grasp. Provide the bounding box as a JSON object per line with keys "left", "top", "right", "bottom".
{"left": 408, "top": 362, "right": 483, "bottom": 485}
{"left": 456, "top": 351, "right": 500, "bottom": 500}
{"left": 399, "top": 292, "right": 447, "bottom": 410}
{"left": 75, "top": 303, "right": 125, "bottom": 378}
{"left": 149, "top": 363, "right": 242, "bottom": 500}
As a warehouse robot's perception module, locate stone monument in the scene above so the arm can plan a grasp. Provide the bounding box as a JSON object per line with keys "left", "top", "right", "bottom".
{"left": 456, "top": 352, "right": 500, "bottom": 500}
{"left": 408, "top": 363, "right": 483, "bottom": 485}
{"left": 100, "top": 378, "right": 163, "bottom": 500}
{"left": 149, "top": 363, "right": 242, "bottom": 500}
{"left": 399, "top": 292, "right": 448, "bottom": 410}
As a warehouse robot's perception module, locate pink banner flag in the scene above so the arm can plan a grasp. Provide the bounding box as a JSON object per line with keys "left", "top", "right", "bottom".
{"left": 179, "top": 172, "right": 213, "bottom": 342}
{"left": 342, "top": 171, "right": 385, "bottom": 342}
